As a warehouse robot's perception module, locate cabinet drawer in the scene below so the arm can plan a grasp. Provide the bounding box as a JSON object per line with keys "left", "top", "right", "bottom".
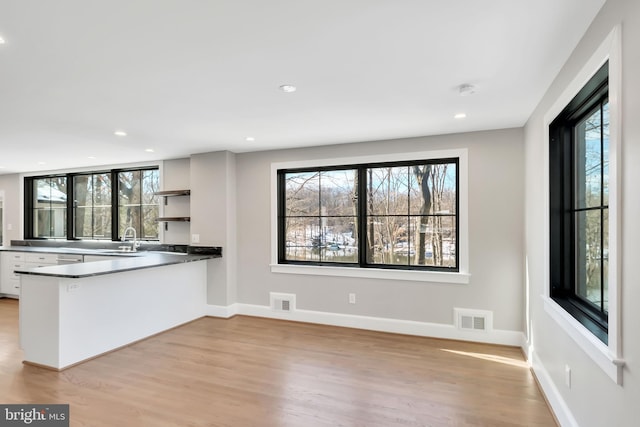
{"left": 1, "top": 278, "right": 21, "bottom": 295}
{"left": 9, "top": 262, "right": 25, "bottom": 280}
{"left": 5, "top": 252, "right": 25, "bottom": 262}
{"left": 25, "top": 253, "right": 58, "bottom": 264}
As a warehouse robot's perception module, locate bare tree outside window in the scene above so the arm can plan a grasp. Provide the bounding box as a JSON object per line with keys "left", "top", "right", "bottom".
{"left": 279, "top": 159, "right": 457, "bottom": 270}
{"left": 575, "top": 100, "right": 609, "bottom": 312}
{"left": 26, "top": 167, "right": 159, "bottom": 241}
{"left": 118, "top": 170, "right": 159, "bottom": 240}
{"left": 368, "top": 163, "right": 456, "bottom": 268}
{"left": 283, "top": 169, "right": 358, "bottom": 263}
{"left": 74, "top": 173, "right": 112, "bottom": 239}
{"left": 33, "top": 177, "right": 67, "bottom": 238}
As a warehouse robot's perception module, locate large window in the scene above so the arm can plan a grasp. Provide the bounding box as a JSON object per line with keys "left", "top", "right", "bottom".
{"left": 549, "top": 61, "right": 608, "bottom": 343}
{"left": 74, "top": 173, "right": 112, "bottom": 240}
{"left": 31, "top": 177, "right": 68, "bottom": 239}
{"left": 25, "top": 167, "right": 160, "bottom": 241}
{"left": 278, "top": 158, "right": 458, "bottom": 271}
{"left": 118, "top": 169, "right": 160, "bottom": 239}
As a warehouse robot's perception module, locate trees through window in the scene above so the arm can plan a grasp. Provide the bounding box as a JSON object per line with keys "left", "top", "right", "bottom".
{"left": 549, "top": 61, "right": 609, "bottom": 342}
{"left": 25, "top": 167, "right": 160, "bottom": 241}
{"left": 31, "top": 176, "right": 68, "bottom": 239}
{"left": 278, "top": 159, "right": 458, "bottom": 271}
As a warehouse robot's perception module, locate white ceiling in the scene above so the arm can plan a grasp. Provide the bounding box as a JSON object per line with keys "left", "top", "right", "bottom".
{"left": 0, "top": 0, "right": 605, "bottom": 175}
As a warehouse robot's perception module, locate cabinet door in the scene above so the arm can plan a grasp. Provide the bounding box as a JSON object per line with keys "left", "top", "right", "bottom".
{"left": 5, "top": 252, "right": 25, "bottom": 262}
{"left": 25, "top": 253, "right": 58, "bottom": 264}
{"left": 0, "top": 276, "right": 14, "bottom": 295}
{"left": 1, "top": 252, "right": 25, "bottom": 295}
{"left": 5, "top": 278, "right": 21, "bottom": 295}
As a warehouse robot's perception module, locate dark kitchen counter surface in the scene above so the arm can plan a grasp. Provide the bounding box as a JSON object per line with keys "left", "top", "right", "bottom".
{"left": 1, "top": 244, "right": 221, "bottom": 279}
{"left": 0, "top": 245, "right": 145, "bottom": 256}
{"left": 13, "top": 252, "right": 216, "bottom": 279}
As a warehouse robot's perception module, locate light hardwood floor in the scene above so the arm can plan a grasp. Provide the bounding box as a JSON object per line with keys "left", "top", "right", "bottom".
{"left": 0, "top": 299, "right": 556, "bottom": 426}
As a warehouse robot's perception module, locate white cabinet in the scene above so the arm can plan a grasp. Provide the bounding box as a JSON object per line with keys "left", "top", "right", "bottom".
{"left": 25, "top": 253, "right": 58, "bottom": 266}
{"left": 1, "top": 252, "right": 58, "bottom": 297}
{"left": 1, "top": 252, "right": 25, "bottom": 297}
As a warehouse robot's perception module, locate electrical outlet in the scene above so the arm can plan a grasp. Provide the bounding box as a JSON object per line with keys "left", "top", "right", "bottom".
{"left": 565, "top": 365, "right": 571, "bottom": 388}
{"left": 192, "top": 234, "right": 200, "bottom": 243}
{"left": 67, "top": 283, "right": 80, "bottom": 292}
{"left": 349, "top": 293, "right": 356, "bottom": 304}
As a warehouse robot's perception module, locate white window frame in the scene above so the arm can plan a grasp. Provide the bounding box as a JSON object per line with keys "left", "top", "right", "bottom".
{"left": 270, "top": 148, "right": 470, "bottom": 284}
{"left": 542, "top": 25, "right": 624, "bottom": 385}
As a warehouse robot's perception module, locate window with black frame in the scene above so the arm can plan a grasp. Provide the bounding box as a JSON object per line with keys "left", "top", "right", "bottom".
{"left": 30, "top": 176, "right": 68, "bottom": 239}
{"left": 74, "top": 173, "right": 112, "bottom": 240}
{"left": 24, "top": 167, "right": 160, "bottom": 241}
{"left": 117, "top": 169, "right": 160, "bottom": 240}
{"left": 278, "top": 158, "right": 458, "bottom": 271}
{"left": 549, "top": 61, "right": 609, "bottom": 343}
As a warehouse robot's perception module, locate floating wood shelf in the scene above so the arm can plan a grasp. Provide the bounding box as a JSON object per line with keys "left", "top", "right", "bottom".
{"left": 157, "top": 216, "right": 190, "bottom": 231}
{"left": 157, "top": 217, "right": 190, "bottom": 222}
{"left": 154, "top": 190, "right": 191, "bottom": 197}
{"left": 154, "top": 190, "right": 190, "bottom": 230}
{"left": 154, "top": 189, "right": 190, "bottom": 206}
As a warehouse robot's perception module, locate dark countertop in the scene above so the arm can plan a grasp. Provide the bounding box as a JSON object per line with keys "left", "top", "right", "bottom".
{"left": 1, "top": 245, "right": 221, "bottom": 279}
{"left": 0, "top": 245, "right": 141, "bottom": 257}
{"left": 13, "top": 252, "right": 215, "bottom": 279}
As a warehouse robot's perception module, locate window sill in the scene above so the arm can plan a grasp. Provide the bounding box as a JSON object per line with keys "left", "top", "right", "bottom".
{"left": 543, "top": 295, "right": 624, "bottom": 385}
{"left": 270, "top": 264, "right": 470, "bottom": 284}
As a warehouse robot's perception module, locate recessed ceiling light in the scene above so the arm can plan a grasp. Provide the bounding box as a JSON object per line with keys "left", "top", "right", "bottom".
{"left": 454, "top": 113, "right": 467, "bottom": 119}
{"left": 245, "top": 136, "right": 255, "bottom": 142}
{"left": 88, "top": 156, "right": 96, "bottom": 159}
{"left": 145, "top": 148, "right": 154, "bottom": 153}
{"left": 458, "top": 84, "right": 476, "bottom": 96}
{"left": 0, "top": 36, "right": 6, "bottom": 45}
{"left": 279, "top": 84, "right": 297, "bottom": 93}
{"left": 37, "top": 161, "right": 46, "bottom": 165}
{"left": 114, "top": 130, "right": 127, "bottom": 137}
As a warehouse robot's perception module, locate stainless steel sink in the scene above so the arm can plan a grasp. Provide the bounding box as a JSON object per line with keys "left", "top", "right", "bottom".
{"left": 95, "top": 249, "right": 141, "bottom": 255}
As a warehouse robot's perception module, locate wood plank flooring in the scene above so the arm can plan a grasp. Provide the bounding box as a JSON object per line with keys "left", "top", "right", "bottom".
{"left": 0, "top": 298, "right": 557, "bottom": 426}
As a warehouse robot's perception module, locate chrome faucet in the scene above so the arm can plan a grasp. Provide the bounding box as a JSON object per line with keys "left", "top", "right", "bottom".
{"left": 121, "top": 227, "right": 139, "bottom": 252}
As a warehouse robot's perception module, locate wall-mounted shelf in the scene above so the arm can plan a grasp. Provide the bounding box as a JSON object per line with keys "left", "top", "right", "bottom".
{"left": 154, "top": 190, "right": 191, "bottom": 205}
{"left": 157, "top": 216, "right": 190, "bottom": 231}
{"left": 154, "top": 190, "right": 191, "bottom": 231}
{"left": 157, "top": 217, "right": 190, "bottom": 222}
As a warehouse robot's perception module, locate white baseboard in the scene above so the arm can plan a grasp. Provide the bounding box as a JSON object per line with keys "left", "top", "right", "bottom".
{"left": 204, "top": 303, "right": 238, "bottom": 318}
{"left": 205, "top": 303, "right": 524, "bottom": 347}
{"left": 530, "top": 350, "right": 578, "bottom": 427}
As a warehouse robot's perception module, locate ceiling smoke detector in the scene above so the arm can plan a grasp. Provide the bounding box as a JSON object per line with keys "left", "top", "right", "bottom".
{"left": 458, "top": 84, "right": 476, "bottom": 96}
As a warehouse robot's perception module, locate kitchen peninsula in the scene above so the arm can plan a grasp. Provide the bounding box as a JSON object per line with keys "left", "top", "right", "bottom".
{"left": 4, "top": 245, "right": 221, "bottom": 370}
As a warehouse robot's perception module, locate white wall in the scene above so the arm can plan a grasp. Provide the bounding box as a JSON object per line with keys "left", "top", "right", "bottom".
{"left": 524, "top": 0, "right": 640, "bottom": 425}
{"left": 190, "top": 151, "right": 237, "bottom": 306}
{"left": 162, "top": 158, "right": 191, "bottom": 245}
{"left": 234, "top": 129, "right": 525, "bottom": 336}
{"left": 0, "top": 174, "right": 22, "bottom": 244}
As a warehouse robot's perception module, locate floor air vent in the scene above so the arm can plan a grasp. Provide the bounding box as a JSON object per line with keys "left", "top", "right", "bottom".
{"left": 270, "top": 292, "right": 296, "bottom": 313}
{"left": 454, "top": 308, "right": 493, "bottom": 332}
